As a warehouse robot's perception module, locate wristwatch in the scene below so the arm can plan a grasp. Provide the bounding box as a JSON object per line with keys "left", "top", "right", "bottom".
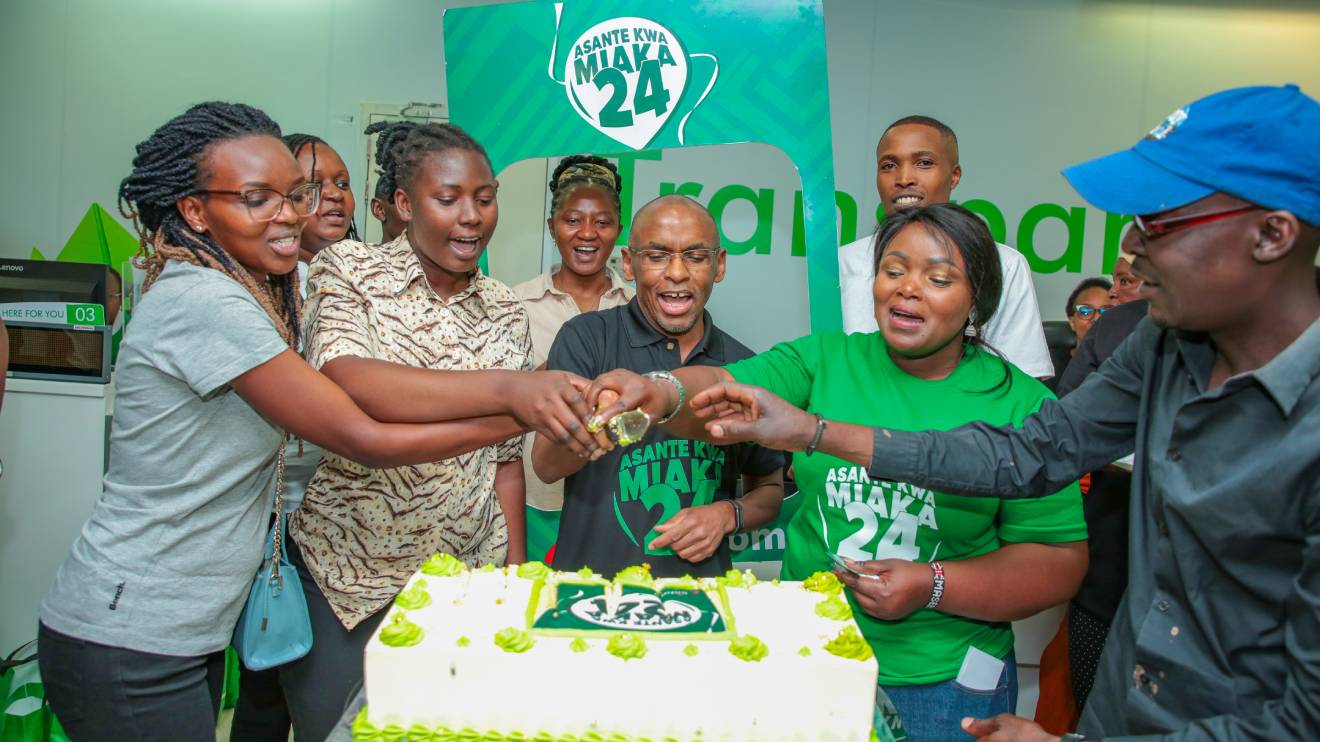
{"left": 726, "top": 498, "right": 744, "bottom": 534}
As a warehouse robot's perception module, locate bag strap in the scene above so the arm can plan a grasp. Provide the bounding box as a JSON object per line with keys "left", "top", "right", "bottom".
{"left": 1, "top": 639, "right": 37, "bottom": 672}
{"left": 270, "top": 439, "right": 288, "bottom": 581}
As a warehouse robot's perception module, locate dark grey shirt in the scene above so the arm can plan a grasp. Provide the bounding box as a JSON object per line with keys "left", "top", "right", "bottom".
{"left": 867, "top": 316, "right": 1320, "bottom": 740}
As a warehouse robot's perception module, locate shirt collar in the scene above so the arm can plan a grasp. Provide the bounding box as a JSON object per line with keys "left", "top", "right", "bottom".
{"left": 622, "top": 297, "right": 730, "bottom": 363}
{"left": 389, "top": 232, "right": 483, "bottom": 304}
{"left": 1249, "top": 315, "right": 1320, "bottom": 416}
{"left": 1175, "top": 316, "right": 1320, "bottom": 416}
{"left": 528, "top": 265, "right": 632, "bottom": 302}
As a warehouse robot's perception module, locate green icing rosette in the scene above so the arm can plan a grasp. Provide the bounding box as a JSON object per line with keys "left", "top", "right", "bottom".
{"left": 802, "top": 570, "right": 844, "bottom": 595}
{"left": 574, "top": 566, "right": 599, "bottom": 580}
{"left": 612, "top": 564, "right": 655, "bottom": 587}
{"left": 406, "top": 722, "right": 447, "bottom": 742}
{"left": 605, "top": 632, "right": 648, "bottom": 661}
{"left": 814, "top": 595, "right": 853, "bottom": 621}
{"left": 658, "top": 575, "right": 703, "bottom": 591}
{"left": 395, "top": 580, "right": 433, "bottom": 611}
{"left": 728, "top": 633, "right": 769, "bottom": 662}
{"left": 716, "top": 568, "right": 758, "bottom": 589}
{"left": 824, "top": 625, "right": 874, "bottom": 661}
{"left": 476, "top": 563, "right": 499, "bottom": 574}
{"left": 556, "top": 734, "right": 580, "bottom": 742}
{"left": 493, "top": 627, "right": 535, "bottom": 653}
{"left": 420, "top": 553, "right": 467, "bottom": 577}
{"left": 352, "top": 708, "right": 379, "bottom": 741}
{"left": 683, "top": 643, "right": 699, "bottom": 657}
{"left": 456, "top": 636, "right": 471, "bottom": 648}
{"left": 482, "top": 732, "right": 504, "bottom": 742}
{"left": 798, "top": 646, "right": 812, "bottom": 657}
{"left": 379, "top": 613, "right": 425, "bottom": 647}
{"left": 569, "top": 637, "right": 590, "bottom": 653}
{"left": 531, "top": 734, "right": 556, "bottom": 742}
{"left": 516, "top": 561, "right": 552, "bottom": 580}
{"left": 504, "top": 733, "right": 528, "bottom": 742}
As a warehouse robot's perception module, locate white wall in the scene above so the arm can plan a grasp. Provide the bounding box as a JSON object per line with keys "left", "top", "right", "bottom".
{"left": 4, "top": 0, "right": 1319, "bottom": 345}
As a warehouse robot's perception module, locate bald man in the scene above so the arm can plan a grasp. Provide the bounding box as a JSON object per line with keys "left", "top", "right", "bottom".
{"left": 532, "top": 195, "right": 784, "bottom": 577}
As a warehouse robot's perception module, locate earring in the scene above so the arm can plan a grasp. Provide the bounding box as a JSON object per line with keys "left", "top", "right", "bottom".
{"left": 192, "top": 224, "right": 204, "bottom": 232}
{"left": 964, "top": 323, "right": 977, "bottom": 338}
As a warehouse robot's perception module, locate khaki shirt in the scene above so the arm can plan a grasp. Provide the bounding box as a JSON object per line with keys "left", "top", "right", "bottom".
{"left": 512, "top": 266, "right": 633, "bottom": 511}
{"left": 292, "top": 235, "right": 531, "bottom": 629}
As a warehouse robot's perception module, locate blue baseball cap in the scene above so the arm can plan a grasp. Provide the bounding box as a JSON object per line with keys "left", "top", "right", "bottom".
{"left": 1062, "top": 84, "right": 1320, "bottom": 226}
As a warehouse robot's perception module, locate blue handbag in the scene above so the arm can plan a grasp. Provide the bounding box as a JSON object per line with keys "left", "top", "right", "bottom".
{"left": 233, "top": 444, "right": 313, "bottom": 671}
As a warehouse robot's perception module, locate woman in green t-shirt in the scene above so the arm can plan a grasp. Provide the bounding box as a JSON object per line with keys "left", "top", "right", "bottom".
{"left": 586, "top": 203, "right": 1087, "bottom": 741}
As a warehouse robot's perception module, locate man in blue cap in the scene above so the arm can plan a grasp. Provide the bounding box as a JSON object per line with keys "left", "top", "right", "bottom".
{"left": 661, "top": 84, "right": 1320, "bottom": 740}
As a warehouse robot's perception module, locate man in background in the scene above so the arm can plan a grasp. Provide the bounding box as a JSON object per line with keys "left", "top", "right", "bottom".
{"left": 839, "top": 115, "right": 1053, "bottom": 378}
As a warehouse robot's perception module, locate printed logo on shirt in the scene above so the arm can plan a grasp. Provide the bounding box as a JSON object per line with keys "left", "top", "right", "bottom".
{"left": 616, "top": 439, "right": 725, "bottom": 556}
{"left": 825, "top": 466, "right": 939, "bottom": 562}
{"left": 108, "top": 581, "right": 125, "bottom": 611}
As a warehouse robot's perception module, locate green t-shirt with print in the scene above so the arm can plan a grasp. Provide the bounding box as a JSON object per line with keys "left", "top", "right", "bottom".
{"left": 727, "top": 331, "right": 1086, "bottom": 686}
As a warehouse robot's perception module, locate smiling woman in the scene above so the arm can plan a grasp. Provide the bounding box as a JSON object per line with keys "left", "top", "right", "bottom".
{"left": 512, "top": 155, "right": 634, "bottom": 523}
{"left": 584, "top": 203, "right": 1087, "bottom": 741}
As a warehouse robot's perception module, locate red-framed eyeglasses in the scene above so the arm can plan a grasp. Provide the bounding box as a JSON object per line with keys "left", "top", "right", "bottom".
{"left": 1133, "top": 205, "right": 1261, "bottom": 241}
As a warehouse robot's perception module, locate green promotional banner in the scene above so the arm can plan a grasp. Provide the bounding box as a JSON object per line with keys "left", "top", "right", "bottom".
{"left": 447, "top": 0, "right": 840, "bottom": 569}
{"left": 443, "top": 0, "right": 841, "bottom": 331}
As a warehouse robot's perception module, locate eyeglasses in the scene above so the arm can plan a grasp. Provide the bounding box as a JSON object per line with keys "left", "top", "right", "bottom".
{"left": 632, "top": 248, "right": 722, "bottom": 271}
{"left": 1133, "top": 205, "right": 1260, "bottom": 242}
{"left": 195, "top": 182, "right": 322, "bottom": 223}
{"left": 1073, "top": 305, "right": 1110, "bottom": 320}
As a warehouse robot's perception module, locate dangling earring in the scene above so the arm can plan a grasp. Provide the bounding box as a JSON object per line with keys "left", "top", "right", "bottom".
{"left": 964, "top": 323, "right": 977, "bottom": 338}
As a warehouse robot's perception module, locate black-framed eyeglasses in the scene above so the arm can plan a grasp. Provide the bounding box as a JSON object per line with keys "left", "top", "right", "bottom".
{"left": 195, "top": 182, "right": 322, "bottom": 223}
{"left": 1132, "top": 205, "right": 1260, "bottom": 242}
{"left": 1073, "top": 305, "right": 1110, "bottom": 320}
{"left": 632, "top": 248, "right": 722, "bottom": 271}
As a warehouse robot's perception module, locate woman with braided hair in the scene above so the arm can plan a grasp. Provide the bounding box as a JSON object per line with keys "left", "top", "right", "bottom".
{"left": 227, "top": 130, "right": 361, "bottom": 742}
{"left": 364, "top": 120, "right": 415, "bottom": 243}
{"left": 511, "top": 155, "right": 633, "bottom": 554}
{"left": 37, "top": 102, "right": 601, "bottom": 742}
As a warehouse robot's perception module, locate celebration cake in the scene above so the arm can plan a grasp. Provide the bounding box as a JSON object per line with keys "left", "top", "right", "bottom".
{"left": 353, "top": 555, "right": 878, "bottom": 741}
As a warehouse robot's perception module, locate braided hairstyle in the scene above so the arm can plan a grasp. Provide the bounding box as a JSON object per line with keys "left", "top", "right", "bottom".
{"left": 118, "top": 101, "right": 301, "bottom": 347}
{"left": 548, "top": 154, "right": 622, "bottom": 218}
{"left": 364, "top": 120, "right": 418, "bottom": 205}
{"left": 283, "top": 133, "right": 360, "bottom": 241}
{"left": 388, "top": 122, "right": 493, "bottom": 199}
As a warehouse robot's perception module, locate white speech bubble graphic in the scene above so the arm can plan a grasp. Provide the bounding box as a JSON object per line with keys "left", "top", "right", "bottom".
{"left": 562, "top": 16, "right": 689, "bottom": 150}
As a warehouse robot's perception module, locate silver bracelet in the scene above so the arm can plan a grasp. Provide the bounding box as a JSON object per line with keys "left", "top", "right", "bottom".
{"left": 643, "top": 370, "right": 685, "bottom": 424}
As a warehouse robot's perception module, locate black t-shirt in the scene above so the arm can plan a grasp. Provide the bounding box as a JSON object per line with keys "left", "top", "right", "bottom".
{"left": 545, "top": 299, "right": 783, "bottom": 578}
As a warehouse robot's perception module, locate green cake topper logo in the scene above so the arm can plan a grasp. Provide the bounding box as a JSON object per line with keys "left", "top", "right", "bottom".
{"left": 534, "top": 583, "right": 728, "bottom": 635}
{"left": 553, "top": 11, "right": 718, "bottom": 150}
{"left": 571, "top": 591, "right": 703, "bottom": 630}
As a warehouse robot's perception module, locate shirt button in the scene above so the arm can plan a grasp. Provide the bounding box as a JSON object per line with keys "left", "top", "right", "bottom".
{"left": 1157, "top": 600, "right": 1170, "bottom": 612}
{"left": 1167, "top": 447, "right": 1182, "bottom": 462}
{"left": 666, "top": 342, "right": 675, "bottom": 350}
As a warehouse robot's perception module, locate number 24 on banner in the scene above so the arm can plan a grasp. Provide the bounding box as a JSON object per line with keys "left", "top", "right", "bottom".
{"left": 557, "top": 15, "right": 717, "bottom": 151}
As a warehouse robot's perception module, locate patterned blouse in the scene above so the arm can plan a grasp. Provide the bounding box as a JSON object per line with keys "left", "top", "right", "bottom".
{"left": 290, "top": 235, "right": 531, "bottom": 629}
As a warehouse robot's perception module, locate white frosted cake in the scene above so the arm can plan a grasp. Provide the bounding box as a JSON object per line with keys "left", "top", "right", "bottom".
{"left": 353, "top": 555, "right": 878, "bottom": 741}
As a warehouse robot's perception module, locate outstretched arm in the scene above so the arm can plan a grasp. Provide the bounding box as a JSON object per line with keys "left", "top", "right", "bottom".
{"left": 234, "top": 350, "right": 528, "bottom": 468}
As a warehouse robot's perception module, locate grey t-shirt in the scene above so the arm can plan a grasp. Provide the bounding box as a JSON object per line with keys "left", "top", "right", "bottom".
{"left": 41, "top": 261, "right": 289, "bottom": 656}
